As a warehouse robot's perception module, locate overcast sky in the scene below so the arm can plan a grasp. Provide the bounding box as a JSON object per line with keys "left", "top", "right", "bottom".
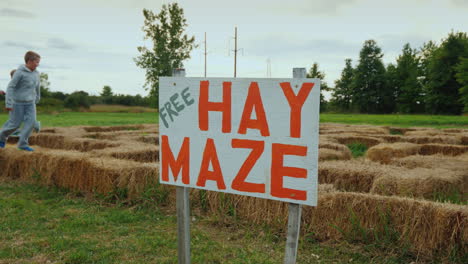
{"left": 0, "top": 0, "right": 467, "bottom": 97}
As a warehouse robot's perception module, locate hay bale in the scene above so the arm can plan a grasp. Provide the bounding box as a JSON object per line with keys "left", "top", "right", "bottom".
{"left": 370, "top": 168, "right": 466, "bottom": 201}
{"left": 391, "top": 155, "right": 468, "bottom": 173}
{"left": 367, "top": 143, "right": 421, "bottom": 164}
{"left": 319, "top": 149, "right": 351, "bottom": 161}
{"left": 419, "top": 144, "right": 468, "bottom": 156}
{"left": 330, "top": 135, "right": 384, "bottom": 148}
{"left": 318, "top": 160, "right": 395, "bottom": 192}
{"left": 404, "top": 135, "right": 462, "bottom": 145}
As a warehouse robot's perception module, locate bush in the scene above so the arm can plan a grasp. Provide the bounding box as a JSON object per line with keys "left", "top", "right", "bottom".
{"left": 64, "top": 91, "right": 91, "bottom": 110}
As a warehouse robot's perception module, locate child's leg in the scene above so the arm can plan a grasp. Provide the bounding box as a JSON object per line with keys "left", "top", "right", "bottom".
{"left": 0, "top": 104, "right": 24, "bottom": 142}
{"left": 18, "top": 103, "right": 36, "bottom": 148}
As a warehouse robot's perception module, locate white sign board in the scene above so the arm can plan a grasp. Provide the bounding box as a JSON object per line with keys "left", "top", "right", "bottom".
{"left": 159, "top": 78, "right": 320, "bottom": 206}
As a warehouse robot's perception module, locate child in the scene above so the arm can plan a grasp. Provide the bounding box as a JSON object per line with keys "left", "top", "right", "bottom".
{"left": 0, "top": 51, "right": 41, "bottom": 151}
{"left": 8, "top": 69, "right": 41, "bottom": 134}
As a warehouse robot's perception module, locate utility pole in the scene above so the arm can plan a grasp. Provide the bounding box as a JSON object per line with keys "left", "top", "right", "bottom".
{"left": 204, "top": 32, "right": 207, "bottom": 78}
{"left": 234, "top": 27, "right": 237, "bottom": 77}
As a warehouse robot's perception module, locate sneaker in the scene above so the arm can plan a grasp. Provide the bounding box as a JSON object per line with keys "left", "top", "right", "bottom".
{"left": 34, "top": 121, "right": 41, "bottom": 133}
{"left": 0, "top": 141, "right": 5, "bottom": 148}
{"left": 18, "top": 146, "right": 34, "bottom": 152}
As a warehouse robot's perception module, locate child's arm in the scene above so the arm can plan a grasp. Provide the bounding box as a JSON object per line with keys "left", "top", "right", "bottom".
{"left": 35, "top": 77, "right": 40, "bottom": 104}
{"left": 5, "top": 71, "right": 22, "bottom": 109}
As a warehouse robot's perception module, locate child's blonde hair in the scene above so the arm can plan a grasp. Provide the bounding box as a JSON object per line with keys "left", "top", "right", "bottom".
{"left": 24, "top": 51, "right": 41, "bottom": 63}
{"left": 10, "top": 69, "right": 16, "bottom": 78}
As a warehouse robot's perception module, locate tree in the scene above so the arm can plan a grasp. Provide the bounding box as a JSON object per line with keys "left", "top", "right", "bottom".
{"left": 455, "top": 57, "right": 468, "bottom": 113}
{"left": 64, "top": 91, "right": 91, "bottom": 110}
{"left": 394, "top": 43, "right": 424, "bottom": 113}
{"left": 40, "top": 72, "right": 51, "bottom": 98}
{"left": 351, "top": 40, "right": 390, "bottom": 113}
{"left": 134, "top": 3, "right": 196, "bottom": 108}
{"left": 100, "top": 85, "right": 113, "bottom": 104}
{"left": 424, "top": 32, "right": 468, "bottom": 114}
{"left": 307, "top": 62, "right": 329, "bottom": 111}
{"left": 331, "top": 58, "right": 354, "bottom": 111}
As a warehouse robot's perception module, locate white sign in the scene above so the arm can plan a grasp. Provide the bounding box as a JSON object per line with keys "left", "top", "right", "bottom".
{"left": 159, "top": 78, "right": 320, "bottom": 206}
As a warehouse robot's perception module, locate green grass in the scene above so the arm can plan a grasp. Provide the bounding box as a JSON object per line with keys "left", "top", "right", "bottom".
{"left": 0, "top": 112, "right": 466, "bottom": 128}
{"left": 0, "top": 112, "right": 158, "bottom": 127}
{"left": 347, "top": 143, "right": 369, "bottom": 158}
{"left": 320, "top": 113, "right": 468, "bottom": 128}
{"left": 0, "top": 181, "right": 422, "bottom": 263}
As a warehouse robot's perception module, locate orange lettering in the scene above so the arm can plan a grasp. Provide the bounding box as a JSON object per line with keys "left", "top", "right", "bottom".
{"left": 279, "top": 82, "right": 314, "bottom": 138}
{"left": 161, "top": 135, "right": 190, "bottom": 184}
{"left": 196, "top": 138, "right": 226, "bottom": 189}
{"left": 231, "top": 139, "right": 265, "bottom": 193}
{"left": 238, "top": 82, "right": 270, "bottom": 137}
{"left": 198, "top": 81, "right": 232, "bottom": 133}
{"left": 271, "top": 143, "right": 307, "bottom": 200}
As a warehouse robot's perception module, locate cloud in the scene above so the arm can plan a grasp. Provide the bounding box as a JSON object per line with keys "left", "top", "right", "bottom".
{"left": 3, "top": 40, "right": 36, "bottom": 50}
{"left": 0, "top": 8, "right": 36, "bottom": 18}
{"left": 47, "top": 38, "right": 76, "bottom": 50}
{"left": 451, "top": 0, "right": 468, "bottom": 7}
{"left": 264, "top": 0, "right": 360, "bottom": 15}
{"left": 245, "top": 34, "right": 360, "bottom": 58}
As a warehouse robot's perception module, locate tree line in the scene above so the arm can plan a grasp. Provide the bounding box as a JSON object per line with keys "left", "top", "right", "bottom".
{"left": 325, "top": 31, "right": 468, "bottom": 115}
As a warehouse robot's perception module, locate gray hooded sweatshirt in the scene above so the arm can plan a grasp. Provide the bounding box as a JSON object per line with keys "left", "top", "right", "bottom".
{"left": 5, "top": 64, "right": 41, "bottom": 108}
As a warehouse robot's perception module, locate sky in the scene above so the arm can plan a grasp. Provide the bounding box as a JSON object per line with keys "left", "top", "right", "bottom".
{"left": 0, "top": 0, "right": 467, "bottom": 98}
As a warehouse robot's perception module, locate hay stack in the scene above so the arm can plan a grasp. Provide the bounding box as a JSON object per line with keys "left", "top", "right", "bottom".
{"left": 318, "top": 160, "right": 396, "bottom": 192}
{"left": 367, "top": 143, "right": 421, "bottom": 163}
{"left": 419, "top": 143, "right": 468, "bottom": 156}
{"left": 329, "top": 134, "right": 384, "bottom": 148}
{"left": 370, "top": 168, "right": 466, "bottom": 200}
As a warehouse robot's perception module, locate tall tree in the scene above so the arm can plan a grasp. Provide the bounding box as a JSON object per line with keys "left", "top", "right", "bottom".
{"left": 100, "top": 85, "right": 114, "bottom": 104}
{"left": 351, "top": 40, "right": 389, "bottom": 113}
{"left": 331, "top": 58, "right": 354, "bottom": 111}
{"left": 424, "top": 32, "right": 468, "bottom": 114}
{"left": 40, "top": 72, "right": 51, "bottom": 98}
{"left": 455, "top": 57, "right": 468, "bottom": 113}
{"left": 307, "top": 62, "right": 329, "bottom": 111}
{"left": 394, "top": 43, "right": 424, "bottom": 113}
{"left": 134, "top": 3, "right": 196, "bottom": 108}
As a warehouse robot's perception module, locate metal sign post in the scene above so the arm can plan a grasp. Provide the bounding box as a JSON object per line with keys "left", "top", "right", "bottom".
{"left": 172, "top": 68, "right": 191, "bottom": 264}
{"left": 284, "top": 67, "right": 307, "bottom": 264}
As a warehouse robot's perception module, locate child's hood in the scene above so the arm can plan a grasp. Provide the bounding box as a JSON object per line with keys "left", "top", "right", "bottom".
{"left": 17, "top": 64, "right": 37, "bottom": 73}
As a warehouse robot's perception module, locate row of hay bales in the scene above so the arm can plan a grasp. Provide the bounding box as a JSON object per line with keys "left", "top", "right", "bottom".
{"left": 1, "top": 123, "right": 467, "bottom": 260}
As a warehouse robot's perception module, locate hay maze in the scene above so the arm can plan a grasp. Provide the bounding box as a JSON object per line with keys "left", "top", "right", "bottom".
{"left": 0, "top": 123, "right": 467, "bottom": 259}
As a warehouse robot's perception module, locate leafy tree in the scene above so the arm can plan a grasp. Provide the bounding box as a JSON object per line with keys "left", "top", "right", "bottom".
{"left": 100, "top": 85, "right": 113, "bottom": 104}
{"left": 424, "top": 32, "right": 468, "bottom": 114}
{"left": 351, "top": 40, "right": 390, "bottom": 113}
{"left": 39, "top": 72, "right": 51, "bottom": 98}
{"left": 307, "top": 62, "right": 329, "bottom": 111}
{"left": 331, "top": 58, "right": 354, "bottom": 111}
{"left": 64, "top": 91, "right": 91, "bottom": 110}
{"left": 455, "top": 57, "right": 468, "bottom": 113}
{"left": 134, "top": 3, "right": 196, "bottom": 108}
{"left": 394, "top": 43, "right": 424, "bottom": 113}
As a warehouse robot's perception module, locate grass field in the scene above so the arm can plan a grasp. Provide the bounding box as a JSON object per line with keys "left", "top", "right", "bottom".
{"left": 0, "top": 182, "right": 415, "bottom": 263}
{"left": 0, "top": 112, "right": 466, "bottom": 128}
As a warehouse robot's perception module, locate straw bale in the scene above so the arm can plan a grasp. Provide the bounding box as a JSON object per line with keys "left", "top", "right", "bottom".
{"left": 301, "top": 193, "right": 468, "bottom": 258}
{"left": 370, "top": 168, "right": 466, "bottom": 200}
{"left": 110, "top": 147, "right": 159, "bottom": 163}
{"left": 366, "top": 143, "right": 421, "bottom": 164}
{"left": 391, "top": 155, "right": 468, "bottom": 173}
{"left": 404, "top": 135, "right": 462, "bottom": 145}
{"left": 318, "top": 160, "right": 395, "bottom": 192}
{"left": 419, "top": 144, "right": 468, "bottom": 156}
{"left": 461, "top": 135, "right": 468, "bottom": 145}
{"left": 83, "top": 125, "right": 144, "bottom": 133}
{"left": 330, "top": 135, "right": 384, "bottom": 148}
{"left": 379, "top": 135, "right": 404, "bottom": 143}
{"left": 319, "top": 149, "right": 351, "bottom": 161}
{"left": 137, "top": 135, "right": 159, "bottom": 145}
{"left": 201, "top": 190, "right": 467, "bottom": 258}
{"left": 0, "top": 146, "right": 159, "bottom": 198}
{"left": 28, "top": 134, "right": 119, "bottom": 152}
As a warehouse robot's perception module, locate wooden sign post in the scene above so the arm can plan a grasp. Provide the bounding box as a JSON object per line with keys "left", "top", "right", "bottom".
{"left": 159, "top": 68, "right": 320, "bottom": 263}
